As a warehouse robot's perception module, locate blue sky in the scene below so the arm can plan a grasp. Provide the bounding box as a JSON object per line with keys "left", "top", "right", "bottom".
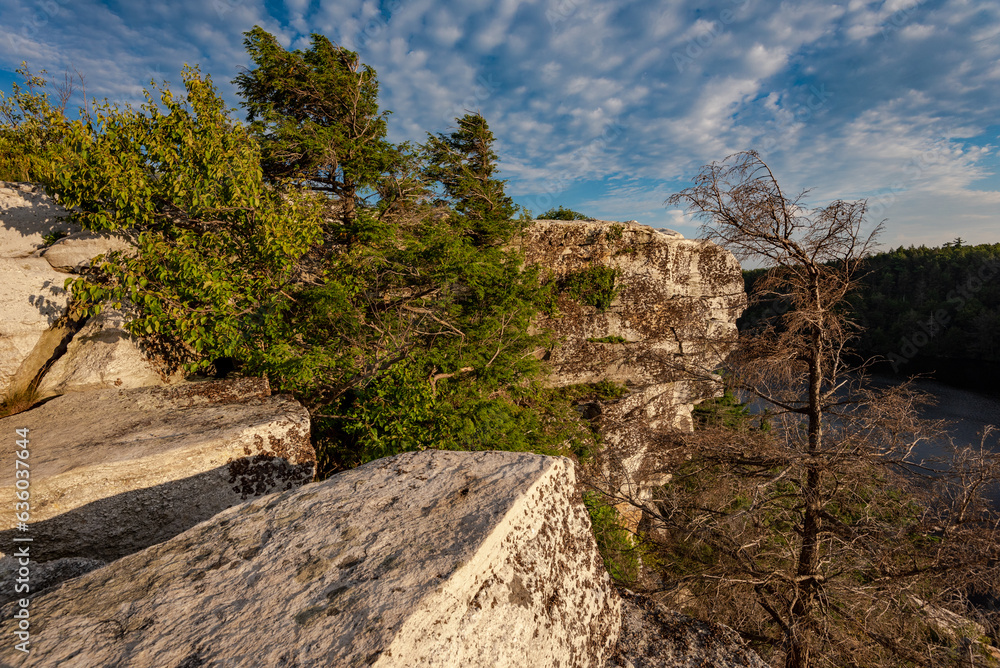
{"left": 1, "top": 0, "right": 998, "bottom": 249}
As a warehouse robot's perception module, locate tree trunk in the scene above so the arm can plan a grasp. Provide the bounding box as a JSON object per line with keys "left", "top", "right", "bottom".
{"left": 789, "top": 325, "right": 825, "bottom": 667}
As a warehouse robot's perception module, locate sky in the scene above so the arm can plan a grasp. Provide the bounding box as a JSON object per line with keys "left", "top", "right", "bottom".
{"left": 1, "top": 0, "right": 998, "bottom": 250}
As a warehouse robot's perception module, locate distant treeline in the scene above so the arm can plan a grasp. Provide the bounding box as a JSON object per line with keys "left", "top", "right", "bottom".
{"left": 741, "top": 241, "right": 1000, "bottom": 388}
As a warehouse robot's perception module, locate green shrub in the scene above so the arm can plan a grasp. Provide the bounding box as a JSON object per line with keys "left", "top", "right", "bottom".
{"left": 583, "top": 491, "right": 641, "bottom": 584}
{"left": 539, "top": 205, "right": 590, "bottom": 220}
{"left": 563, "top": 265, "right": 621, "bottom": 311}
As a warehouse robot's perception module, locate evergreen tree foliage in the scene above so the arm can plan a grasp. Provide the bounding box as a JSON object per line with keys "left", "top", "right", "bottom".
{"left": 741, "top": 242, "right": 1000, "bottom": 369}
{"left": 235, "top": 26, "right": 397, "bottom": 223}
{"left": 423, "top": 112, "right": 520, "bottom": 246}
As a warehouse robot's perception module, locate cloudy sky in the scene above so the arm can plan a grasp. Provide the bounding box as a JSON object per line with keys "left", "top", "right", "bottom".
{"left": 1, "top": 0, "right": 998, "bottom": 249}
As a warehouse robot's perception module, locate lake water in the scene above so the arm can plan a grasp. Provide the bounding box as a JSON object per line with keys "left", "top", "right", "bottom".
{"left": 901, "top": 377, "right": 1000, "bottom": 454}
{"left": 873, "top": 375, "right": 1000, "bottom": 503}
{"left": 744, "top": 375, "right": 1000, "bottom": 499}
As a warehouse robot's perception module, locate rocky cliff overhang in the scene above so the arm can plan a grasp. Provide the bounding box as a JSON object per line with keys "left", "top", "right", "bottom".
{"left": 518, "top": 219, "right": 746, "bottom": 491}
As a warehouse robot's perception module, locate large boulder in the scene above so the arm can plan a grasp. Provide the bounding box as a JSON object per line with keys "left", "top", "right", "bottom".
{"left": 0, "top": 256, "right": 72, "bottom": 398}
{"left": 0, "top": 449, "right": 621, "bottom": 668}
{"left": 518, "top": 220, "right": 746, "bottom": 491}
{"left": 35, "top": 307, "right": 180, "bottom": 397}
{"left": 0, "top": 378, "right": 315, "bottom": 563}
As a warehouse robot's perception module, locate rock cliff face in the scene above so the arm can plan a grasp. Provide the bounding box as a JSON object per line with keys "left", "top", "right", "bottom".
{"left": 0, "top": 450, "right": 621, "bottom": 668}
{"left": 518, "top": 220, "right": 746, "bottom": 490}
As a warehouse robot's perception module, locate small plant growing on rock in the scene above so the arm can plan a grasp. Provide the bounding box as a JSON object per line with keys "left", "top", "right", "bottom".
{"left": 41, "top": 229, "right": 70, "bottom": 246}
{"left": 583, "top": 491, "right": 641, "bottom": 584}
{"left": 587, "top": 335, "right": 627, "bottom": 344}
{"left": 0, "top": 386, "right": 41, "bottom": 419}
{"left": 539, "top": 205, "right": 590, "bottom": 220}
{"left": 562, "top": 265, "right": 621, "bottom": 312}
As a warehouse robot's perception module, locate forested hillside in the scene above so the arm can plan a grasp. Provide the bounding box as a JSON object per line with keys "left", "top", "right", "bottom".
{"left": 742, "top": 241, "right": 1000, "bottom": 388}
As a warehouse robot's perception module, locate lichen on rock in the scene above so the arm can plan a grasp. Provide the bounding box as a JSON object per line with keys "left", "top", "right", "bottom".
{"left": 518, "top": 219, "right": 746, "bottom": 492}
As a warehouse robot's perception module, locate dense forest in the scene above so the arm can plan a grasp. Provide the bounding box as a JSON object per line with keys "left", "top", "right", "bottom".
{"left": 742, "top": 240, "right": 1000, "bottom": 390}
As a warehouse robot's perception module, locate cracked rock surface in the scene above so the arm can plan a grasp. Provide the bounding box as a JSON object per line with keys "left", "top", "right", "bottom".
{"left": 0, "top": 450, "right": 620, "bottom": 668}
{"left": 518, "top": 220, "right": 746, "bottom": 491}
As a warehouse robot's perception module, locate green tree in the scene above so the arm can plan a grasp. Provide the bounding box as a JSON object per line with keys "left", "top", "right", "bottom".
{"left": 424, "top": 112, "right": 519, "bottom": 246}
{"left": 235, "top": 26, "right": 397, "bottom": 224}
{"left": 0, "top": 62, "right": 76, "bottom": 182}
{"left": 14, "top": 47, "right": 602, "bottom": 478}
{"left": 539, "top": 205, "right": 590, "bottom": 220}
{"left": 47, "top": 67, "right": 324, "bottom": 376}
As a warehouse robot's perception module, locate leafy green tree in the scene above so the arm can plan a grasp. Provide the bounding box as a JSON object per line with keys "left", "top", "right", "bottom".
{"left": 235, "top": 26, "right": 397, "bottom": 224}
{"left": 47, "top": 67, "right": 324, "bottom": 375}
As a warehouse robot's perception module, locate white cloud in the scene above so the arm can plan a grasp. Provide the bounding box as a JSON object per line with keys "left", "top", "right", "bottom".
{"left": 1, "top": 0, "right": 996, "bottom": 246}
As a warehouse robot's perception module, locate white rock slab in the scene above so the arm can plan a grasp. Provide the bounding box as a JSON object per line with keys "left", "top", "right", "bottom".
{"left": 0, "top": 182, "right": 77, "bottom": 258}
{"left": 41, "top": 230, "right": 132, "bottom": 272}
{"left": 36, "top": 308, "right": 178, "bottom": 397}
{"left": 0, "top": 450, "right": 620, "bottom": 668}
{"left": 0, "top": 378, "right": 315, "bottom": 563}
{"left": 0, "top": 256, "right": 70, "bottom": 396}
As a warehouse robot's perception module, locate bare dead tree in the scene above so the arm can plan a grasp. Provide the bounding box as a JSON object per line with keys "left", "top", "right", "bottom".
{"left": 580, "top": 150, "right": 1000, "bottom": 667}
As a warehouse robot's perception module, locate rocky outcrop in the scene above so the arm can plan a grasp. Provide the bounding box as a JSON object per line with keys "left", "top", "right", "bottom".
{"left": 0, "top": 449, "right": 621, "bottom": 668}
{"left": 0, "top": 378, "right": 315, "bottom": 563}
{"left": 519, "top": 220, "right": 745, "bottom": 491}
{"left": 0, "top": 182, "right": 167, "bottom": 401}
{"left": 41, "top": 229, "right": 131, "bottom": 272}
{"left": 610, "top": 589, "right": 768, "bottom": 668}
{"left": 35, "top": 307, "right": 179, "bottom": 397}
